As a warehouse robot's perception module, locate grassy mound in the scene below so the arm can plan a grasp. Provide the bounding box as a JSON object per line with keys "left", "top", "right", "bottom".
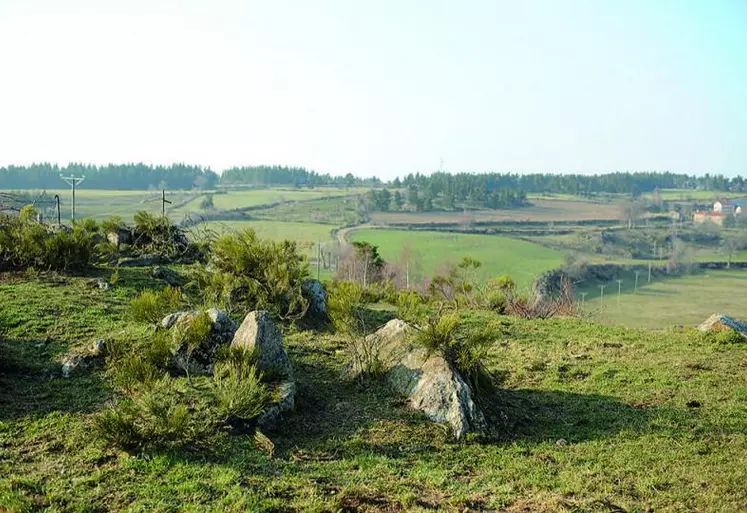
{"left": 1, "top": 270, "right": 746, "bottom": 511}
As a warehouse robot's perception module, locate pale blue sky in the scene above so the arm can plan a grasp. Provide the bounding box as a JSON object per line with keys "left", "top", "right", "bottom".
{"left": 0, "top": 0, "right": 745, "bottom": 178}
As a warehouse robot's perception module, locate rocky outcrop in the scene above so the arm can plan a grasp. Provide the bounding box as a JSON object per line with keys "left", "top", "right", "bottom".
{"left": 231, "top": 311, "right": 293, "bottom": 379}
{"left": 698, "top": 314, "right": 747, "bottom": 339}
{"left": 152, "top": 265, "right": 185, "bottom": 287}
{"left": 160, "top": 308, "right": 237, "bottom": 374}
{"left": 230, "top": 311, "right": 296, "bottom": 428}
{"left": 61, "top": 339, "right": 107, "bottom": 378}
{"left": 359, "top": 319, "right": 486, "bottom": 440}
{"left": 302, "top": 279, "right": 328, "bottom": 319}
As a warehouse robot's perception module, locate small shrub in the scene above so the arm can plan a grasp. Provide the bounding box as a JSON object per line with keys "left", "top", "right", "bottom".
{"left": 710, "top": 328, "right": 745, "bottom": 345}
{"left": 328, "top": 281, "right": 383, "bottom": 378}
{"left": 190, "top": 229, "right": 309, "bottom": 318}
{"left": 108, "top": 356, "right": 166, "bottom": 393}
{"left": 129, "top": 286, "right": 183, "bottom": 324}
{"left": 212, "top": 363, "right": 269, "bottom": 424}
{"left": 172, "top": 311, "right": 213, "bottom": 382}
{"left": 395, "top": 290, "right": 428, "bottom": 323}
{"left": 411, "top": 312, "right": 500, "bottom": 397}
{"left": 485, "top": 290, "right": 507, "bottom": 313}
{"left": 93, "top": 382, "right": 212, "bottom": 451}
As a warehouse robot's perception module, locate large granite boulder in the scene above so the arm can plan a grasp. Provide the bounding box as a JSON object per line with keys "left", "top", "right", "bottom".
{"left": 359, "top": 319, "right": 486, "bottom": 440}
{"left": 698, "top": 314, "right": 747, "bottom": 339}
{"left": 231, "top": 311, "right": 293, "bottom": 379}
{"left": 302, "top": 279, "right": 328, "bottom": 319}
{"left": 160, "top": 308, "right": 237, "bottom": 374}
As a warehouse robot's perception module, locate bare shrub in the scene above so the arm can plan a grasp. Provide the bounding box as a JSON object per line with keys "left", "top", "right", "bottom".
{"left": 507, "top": 277, "right": 579, "bottom": 320}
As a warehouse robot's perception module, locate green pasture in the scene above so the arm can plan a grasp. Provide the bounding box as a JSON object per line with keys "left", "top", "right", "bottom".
{"left": 350, "top": 228, "right": 564, "bottom": 288}
{"left": 580, "top": 269, "right": 747, "bottom": 328}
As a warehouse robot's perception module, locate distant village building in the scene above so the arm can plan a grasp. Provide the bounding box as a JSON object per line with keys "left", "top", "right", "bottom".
{"left": 694, "top": 199, "right": 747, "bottom": 226}
{"left": 693, "top": 211, "right": 726, "bottom": 226}
{"left": 714, "top": 199, "right": 747, "bottom": 215}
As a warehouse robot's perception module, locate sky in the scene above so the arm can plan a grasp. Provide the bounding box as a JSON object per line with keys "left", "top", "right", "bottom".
{"left": 0, "top": 0, "right": 745, "bottom": 179}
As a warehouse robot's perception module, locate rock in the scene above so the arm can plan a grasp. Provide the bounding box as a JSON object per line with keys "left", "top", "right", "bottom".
{"left": 160, "top": 308, "right": 237, "bottom": 374}
{"left": 91, "top": 339, "right": 106, "bottom": 357}
{"left": 107, "top": 227, "right": 132, "bottom": 247}
{"left": 118, "top": 254, "right": 162, "bottom": 267}
{"left": 230, "top": 311, "right": 296, "bottom": 429}
{"left": 60, "top": 341, "right": 106, "bottom": 378}
{"left": 61, "top": 354, "right": 88, "bottom": 378}
{"left": 698, "top": 314, "right": 747, "bottom": 339}
{"left": 152, "top": 265, "right": 185, "bottom": 286}
{"left": 231, "top": 311, "right": 292, "bottom": 378}
{"left": 86, "top": 278, "right": 110, "bottom": 290}
{"left": 302, "top": 279, "right": 328, "bottom": 319}
{"left": 359, "top": 319, "right": 486, "bottom": 440}
{"left": 257, "top": 380, "right": 297, "bottom": 430}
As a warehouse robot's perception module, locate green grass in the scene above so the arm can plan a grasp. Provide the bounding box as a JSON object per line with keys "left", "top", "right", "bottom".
{"left": 351, "top": 228, "right": 564, "bottom": 288}
{"left": 642, "top": 189, "right": 747, "bottom": 201}
{"left": 2, "top": 272, "right": 747, "bottom": 511}
{"left": 579, "top": 269, "right": 747, "bottom": 328}
{"left": 211, "top": 188, "right": 362, "bottom": 211}
{"left": 192, "top": 220, "right": 337, "bottom": 251}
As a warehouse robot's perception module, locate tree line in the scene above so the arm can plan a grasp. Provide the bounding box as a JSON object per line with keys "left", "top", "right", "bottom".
{"left": 1, "top": 164, "right": 744, "bottom": 196}
{"left": 368, "top": 185, "right": 527, "bottom": 212}
{"left": 394, "top": 171, "right": 746, "bottom": 197}
{"left": 0, "top": 163, "right": 219, "bottom": 190}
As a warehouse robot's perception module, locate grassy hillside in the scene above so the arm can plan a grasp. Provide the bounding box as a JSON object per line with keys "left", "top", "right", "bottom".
{"left": 1, "top": 271, "right": 747, "bottom": 511}
{"left": 194, "top": 220, "right": 337, "bottom": 251}
{"left": 579, "top": 269, "right": 747, "bottom": 329}
{"left": 351, "top": 228, "right": 564, "bottom": 288}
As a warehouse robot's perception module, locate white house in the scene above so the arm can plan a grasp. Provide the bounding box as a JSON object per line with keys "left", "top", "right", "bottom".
{"left": 714, "top": 199, "right": 747, "bottom": 215}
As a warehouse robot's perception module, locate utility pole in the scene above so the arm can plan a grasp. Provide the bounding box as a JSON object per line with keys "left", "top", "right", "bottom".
{"left": 406, "top": 261, "right": 410, "bottom": 290}
{"left": 59, "top": 174, "right": 85, "bottom": 222}
{"left": 316, "top": 241, "right": 322, "bottom": 281}
{"left": 599, "top": 284, "right": 606, "bottom": 309}
{"left": 54, "top": 195, "right": 61, "bottom": 225}
{"left": 161, "top": 189, "right": 172, "bottom": 217}
{"left": 580, "top": 291, "right": 587, "bottom": 309}
{"left": 616, "top": 279, "right": 623, "bottom": 307}
{"left": 648, "top": 261, "right": 652, "bottom": 284}
{"left": 634, "top": 271, "right": 640, "bottom": 293}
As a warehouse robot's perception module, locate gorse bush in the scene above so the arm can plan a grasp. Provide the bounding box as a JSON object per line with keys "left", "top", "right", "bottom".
{"left": 411, "top": 311, "right": 500, "bottom": 396}
{"left": 94, "top": 380, "right": 213, "bottom": 451}
{"left": 129, "top": 286, "right": 183, "bottom": 324}
{"left": 190, "top": 229, "right": 309, "bottom": 319}
{"left": 328, "top": 281, "right": 384, "bottom": 378}
{"left": 212, "top": 349, "right": 269, "bottom": 424}
{"left": 0, "top": 211, "right": 100, "bottom": 272}
{"left": 96, "top": 309, "right": 270, "bottom": 452}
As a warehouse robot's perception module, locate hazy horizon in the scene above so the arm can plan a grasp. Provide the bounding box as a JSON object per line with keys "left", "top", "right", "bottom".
{"left": 1, "top": 0, "right": 745, "bottom": 178}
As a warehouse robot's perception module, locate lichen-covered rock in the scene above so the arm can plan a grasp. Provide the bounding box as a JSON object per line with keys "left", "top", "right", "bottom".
{"left": 361, "top": 319, "right": 486, "bottom": 439}
{"left": 106, "top": 227, "right": 132, "bottom": 247}
{"left": 152, "top": 265, "right": 185, "bottom": 286}
{"left": 60, "top": 340, "right": 107, "bottom": 378}
{"left": 698, "top": 314, "right": 747, "bottom": 339}
{"left": 61, "top": 354, "right": 88, "bottom": 378}
{"left": 231, "top": 311, "right": 292, "bottom": 378}
{"left": 302, "top": 279, "right": 328, "bottom": 319}
{"left": 229, "top": 311, "right": 296, "bottom": 429}
{"left": 160, "top": 308, "right": 237, "bottom": 374}
{"left": 257, "top": 380, "right": 297, "bottom": 430}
